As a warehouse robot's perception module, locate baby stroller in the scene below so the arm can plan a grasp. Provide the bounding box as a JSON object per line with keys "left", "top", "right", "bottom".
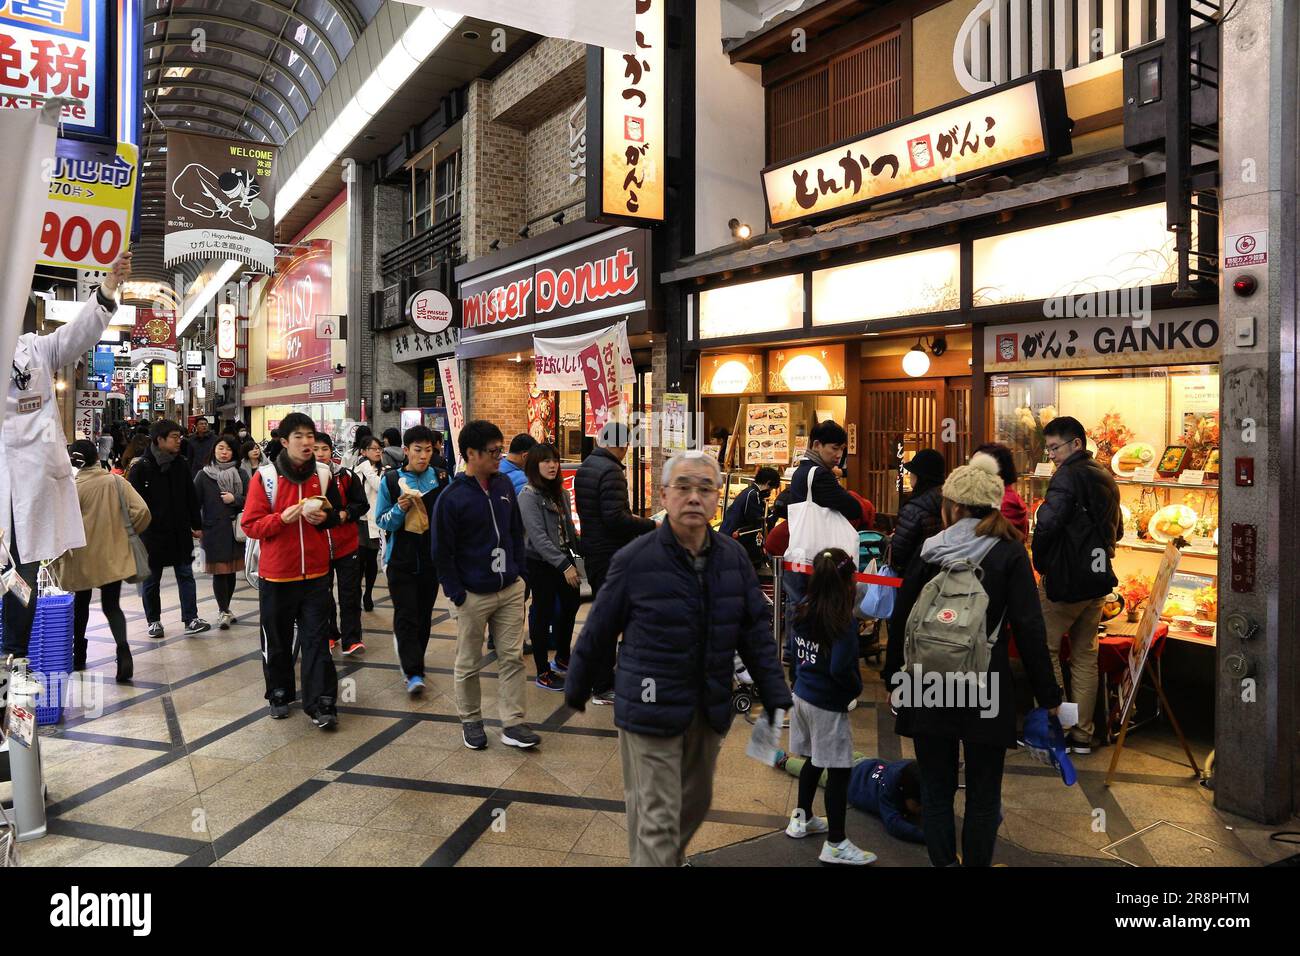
{"left": 732, "top": 654, "right": 759, "bottom": 717}
{"left": 856, "top": 530, "right": 890, "bottom": 666}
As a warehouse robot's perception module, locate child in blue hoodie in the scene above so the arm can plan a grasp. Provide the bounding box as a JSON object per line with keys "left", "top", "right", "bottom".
{"left": 785, "top": 547, "right": 874, "bottom": 865}
{"left": 776, "top": 751, "right": 925, "bottom": 844}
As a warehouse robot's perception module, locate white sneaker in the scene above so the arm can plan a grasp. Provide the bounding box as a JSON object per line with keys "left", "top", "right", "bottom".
{"left": 785, "top": 811, "right": 829, "bottom": 839}
{"left": 819, "top": 839, "right": 877, "bottom": 865}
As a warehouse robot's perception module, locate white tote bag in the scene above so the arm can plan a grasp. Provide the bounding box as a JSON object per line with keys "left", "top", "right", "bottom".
{"left": 784, "top": 465, "right": 860, "bottom": 566}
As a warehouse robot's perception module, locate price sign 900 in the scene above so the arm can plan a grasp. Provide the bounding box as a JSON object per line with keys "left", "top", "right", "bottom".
{"left": 38, "top": 206, "right": 127, "bottom": 270}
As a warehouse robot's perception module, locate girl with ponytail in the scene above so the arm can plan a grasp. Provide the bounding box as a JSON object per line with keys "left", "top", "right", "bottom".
{"left": 784, "top": 547, "right": 875, "bottom": 865}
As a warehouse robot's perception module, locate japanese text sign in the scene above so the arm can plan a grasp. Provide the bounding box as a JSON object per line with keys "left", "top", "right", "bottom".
{"left": 37, "top": 135, "right": 135, "bottom": 269}
{"left": 0, "top": 0, "right": 108, "bottom": 138}
{"left": 762, "top": 71, "right": 1071, "bottom": 228}
{"left": 984, "top": 307, "right": 1220, "bottom": 372}
{"left": 589, "top": 0, "right": 664, "bottom": 223}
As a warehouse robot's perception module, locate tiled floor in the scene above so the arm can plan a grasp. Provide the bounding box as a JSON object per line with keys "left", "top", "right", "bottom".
{"left": 4, "top": 571, "right": 1295, "bottom": 867}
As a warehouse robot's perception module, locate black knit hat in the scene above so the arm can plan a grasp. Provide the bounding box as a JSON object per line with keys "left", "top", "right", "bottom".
{"left": 68, "top": 439, "right": 99, "bottom": 469}
{"left": 904, "top": 448, "right": 946, "bottom": 486}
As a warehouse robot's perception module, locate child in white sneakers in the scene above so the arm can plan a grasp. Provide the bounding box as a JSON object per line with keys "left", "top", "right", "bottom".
{"left": 784, "top": 547, "right": 876, "bottom": 865}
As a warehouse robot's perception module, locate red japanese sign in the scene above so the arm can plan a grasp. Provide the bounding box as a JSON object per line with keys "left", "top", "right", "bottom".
{"left": 0, "top": 0, "right": 105, "bottom": 137}
{"left": 263, "top": 239, "right": 332, "bottom": 380}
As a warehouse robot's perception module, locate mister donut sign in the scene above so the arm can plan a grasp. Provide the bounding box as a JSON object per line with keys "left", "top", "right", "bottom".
{"left": 406, "top": 288, "right": 454, "bottom": 336}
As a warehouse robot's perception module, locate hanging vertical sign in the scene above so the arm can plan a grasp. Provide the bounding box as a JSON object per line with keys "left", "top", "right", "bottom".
{"left": 37, "top": 138, "right": 137, "bottom": 270}
{"left": 586, "top": 0, "right": 665, "bottom": 225}
{"left": 164, "top": 130, "right": 276, "bottom": 271}
{"left": 217, "top": 302, "right": 238, "bottom": 359}
{"left": 129, "top": 308, "right": 177, "bottom": 364}
{"left": 437, "top": 357, "right": 466, "bottom": 472}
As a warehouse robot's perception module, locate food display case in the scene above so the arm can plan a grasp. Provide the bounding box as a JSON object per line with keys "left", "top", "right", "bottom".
{"left": 993, "top": 364, "right": 1220, "bottom": 644}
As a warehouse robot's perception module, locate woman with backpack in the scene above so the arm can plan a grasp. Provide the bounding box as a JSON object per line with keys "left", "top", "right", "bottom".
{"left": 352, "top": 435, "right": 385, "bottom": 611}
{"left": 517, "top": 443, "right": 581, "bottom": 690}
{"left": 53, "top": 440, "right": 151, "bottom": 683}
{"left": 195, "top": 435, "right": 250, "bottom": 629}
{"left": 884, "top": 456, "right": 1062, "bottom": 867}
{"left": 784, "top": 546, "right": 875, "bottom": 865}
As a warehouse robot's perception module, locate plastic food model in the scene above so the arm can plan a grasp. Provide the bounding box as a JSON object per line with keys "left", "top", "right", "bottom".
{"left": 1111, "top": 442, "right": 1157, "bottom": 476}
{"left": 1157, "top": 444, "right": 1190, "bottom": 477}
{"left": 1148, "top": 504, "right": 1198, "bottom": 542}
{"left": 1204, "top": 448, "right": 1221, "bottom": 479}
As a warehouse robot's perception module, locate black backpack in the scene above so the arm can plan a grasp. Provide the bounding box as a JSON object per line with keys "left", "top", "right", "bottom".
{"left": 1033, "top": 466, "right": 1118, "bottom": 602}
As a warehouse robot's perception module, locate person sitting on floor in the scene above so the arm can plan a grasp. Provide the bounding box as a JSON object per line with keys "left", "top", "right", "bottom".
{"left": 775, "top": 750, "right": 925, "bottom": 844}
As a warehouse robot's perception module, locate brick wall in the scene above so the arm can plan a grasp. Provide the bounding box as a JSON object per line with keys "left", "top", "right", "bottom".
{"left": 466, "top": 358, "right": 531, "bottom": 440}
{"left": 492, "top": 38, "right": 585, "bottom": 124}
{"left": 526, "top": 104, "right": 585, "bottom": 229}
{"left": 463, "top": 79, "right": 527, "bottom": 260}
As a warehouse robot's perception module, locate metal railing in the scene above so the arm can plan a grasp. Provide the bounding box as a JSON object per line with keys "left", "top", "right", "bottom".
{"left": 380, "top": 213, "right": 462, "bottom": 280}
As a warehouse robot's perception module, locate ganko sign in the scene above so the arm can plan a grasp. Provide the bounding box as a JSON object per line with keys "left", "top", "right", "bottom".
{"left": 462, "top": 246, "right": 639, "bottom": 330}
{"left": 459, "top": 230, "right": 648, "bottom": 336}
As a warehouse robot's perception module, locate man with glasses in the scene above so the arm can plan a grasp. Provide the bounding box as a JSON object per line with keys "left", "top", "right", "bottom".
{"left": 432, "top": 419, "right": 537, "bottom": 751}
{"left": 566, "top": 451, "right": 792, "bottom": 866}
{"left": 1032, "top": 415, "right": 1124, "bottom": 754}
{"left": 573, "top": 420, "right": 657, "bottom": 705}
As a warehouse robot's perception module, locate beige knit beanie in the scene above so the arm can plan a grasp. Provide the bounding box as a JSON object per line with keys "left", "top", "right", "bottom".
{"left": 942, "top": 453, "right": 1005, "bottom": 509}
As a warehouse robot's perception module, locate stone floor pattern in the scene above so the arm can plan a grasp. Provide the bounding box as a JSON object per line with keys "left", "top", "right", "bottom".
{"left": 7, "top": 572, "right": 1295, "bottom": 867}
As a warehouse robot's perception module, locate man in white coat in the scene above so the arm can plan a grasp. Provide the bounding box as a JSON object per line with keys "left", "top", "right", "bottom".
{"left": 1, "top": 251, "right": 131, "bottom": 657}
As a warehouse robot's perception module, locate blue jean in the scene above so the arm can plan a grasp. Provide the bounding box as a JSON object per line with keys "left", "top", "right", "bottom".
{"left": 139, "top": 557, "right": 199, "bottom": 624}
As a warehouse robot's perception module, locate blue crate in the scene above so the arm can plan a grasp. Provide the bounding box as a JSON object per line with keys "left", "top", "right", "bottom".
{"left": 0, "top": 592, "right": 76, "bottom": 724}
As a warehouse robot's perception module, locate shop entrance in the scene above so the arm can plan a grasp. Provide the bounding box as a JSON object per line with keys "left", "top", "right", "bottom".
{"left": 859, "top": 378, "right": 971, "bottom": 518}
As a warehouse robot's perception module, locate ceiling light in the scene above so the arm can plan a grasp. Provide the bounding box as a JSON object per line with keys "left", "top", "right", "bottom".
{"left": 903, "top": 342, "right": 930, "bottom": 378}
{"left": 462, "top": 29, "right": 480, "bottom": 40}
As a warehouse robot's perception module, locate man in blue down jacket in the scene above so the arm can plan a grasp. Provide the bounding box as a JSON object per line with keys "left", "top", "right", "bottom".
{"left": 566, "top": 451, "right": 793, "bottom": 867}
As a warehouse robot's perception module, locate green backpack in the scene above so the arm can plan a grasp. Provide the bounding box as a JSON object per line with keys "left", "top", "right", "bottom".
{"left": 902, "top": 549, "right": 1004, "bottom": 683}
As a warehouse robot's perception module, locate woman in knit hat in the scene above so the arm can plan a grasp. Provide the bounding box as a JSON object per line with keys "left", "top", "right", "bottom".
{"left": 883, "top": 454, "right": 1062, "bottom": 867}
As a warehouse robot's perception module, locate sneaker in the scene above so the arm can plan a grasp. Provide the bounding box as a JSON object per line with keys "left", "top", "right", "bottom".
{"left": 590, "top": 690, "right": 616, "bottom": 706}
{"left": 550, "top": 659, "right": 569, "bottom": 676}
{"left": 329, "top": 639, "right": 338, "bottom": 652}
{"left": 147, "top": 622, "right": 164, "bottom": 640}
{"left": 269, "top": 690, "right": 291, "bottom": 720}
{"left": 363, "top": 597, "right": 375, "bottom": 612}
{"left": 308, "top": 699, "right": 338, "bottom": 730}
{"left": 217, "top": 611, "right": 232, "bottom": 630}
{"left": 819, "top": 839, "right": 877, "bottom": 865}
{"left": 462, "top": 720, "right": 488, "bottom": 750}
{"left": 774, "top": 748, "right": 788, "bottom": 769}
{"left": 501, "top": 724, "right": 540, "bottom": 749}
{"left": 342, "top": 641, "right": 366, "bottom": 656}
{"left": 406, "top": 675, "right": 425, "bottom": 695}
{"left": 184, "top": 618, "right": 210, "bottom": 636}
{"left": 785, "top": 811, "right": 830, "bottom": 839}
{"left": 227, "top": 613, "right": 238, "bottom": 625}
{"left": 535, "top": 670, "right": 565, "bottom": 691}
{"left": 1068, "top": 736, "right": 1095, "bottom": 755}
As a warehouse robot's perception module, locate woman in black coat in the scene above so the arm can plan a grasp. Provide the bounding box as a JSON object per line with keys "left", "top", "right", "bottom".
{"left": 888, "top": 448, "right": 946, "bottom": 572}
{"left": 884, "top": 456, "right": 1061, "bottom": 868}
{"left": 194, "top": 436, "right": 249, "bottom": 630}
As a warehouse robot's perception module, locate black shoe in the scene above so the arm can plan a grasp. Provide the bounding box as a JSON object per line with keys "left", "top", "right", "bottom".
{"left": 501, "top": 724, "right": 540, "bottom": 749}
{"left": 1068, "top": 735, "right": 1097, "bottom": 754}
{"left": 308, "top": 697, "right": 338, "bottom": 730}
{"left": 363, "top": 597, "right": 375, "bottom": 612}
{"left": 269, "top": 689, "right": 291, "bottom": 719}
{"left": 115, "top": 647, "right": 133, "bottom": 683}
{"left": 462, "top": 720, "right": 488, "bottom": 750}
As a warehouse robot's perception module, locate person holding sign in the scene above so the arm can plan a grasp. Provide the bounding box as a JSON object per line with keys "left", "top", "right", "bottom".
{"left": 1, "top": 252, "right": 131, "bottom": 660}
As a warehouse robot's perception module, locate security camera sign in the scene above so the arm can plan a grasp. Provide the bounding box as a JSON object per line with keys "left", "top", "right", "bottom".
{"left": 1224, "top": 231, "right": 1266, "bottom": 268}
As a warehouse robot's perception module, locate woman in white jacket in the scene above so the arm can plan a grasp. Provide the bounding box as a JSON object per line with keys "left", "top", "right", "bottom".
{"left": 1, "top": 252, "right": 129, "bottom": 658}
{"left": 352, "top": 436, "right": 385, "bottom": 611}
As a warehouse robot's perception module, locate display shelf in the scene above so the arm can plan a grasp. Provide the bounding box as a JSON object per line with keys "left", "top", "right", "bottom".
{"left": 1116, "top": 538, "right": 1218, "bottom": 559}
{"left": 1019, "top": 472, "right": 1219, "bottom": 491}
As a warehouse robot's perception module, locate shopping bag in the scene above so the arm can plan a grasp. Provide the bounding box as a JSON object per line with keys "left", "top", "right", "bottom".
{"left": 744, "top": 708, "right": 786, "bottom": 766}
{"left": 116, "top": 481, "right": 151, "bottom": 583}
{"left": 858, "top": 559, "right": 897, "bottom": 620}
{"left": 192, "top": 546, "right": 205, "bottom": 576}
{"left": 233, "top": 514, "right": 247, "bottom": 544}
{"left": 784, "top": 466, "right": 859, "bottom": 564}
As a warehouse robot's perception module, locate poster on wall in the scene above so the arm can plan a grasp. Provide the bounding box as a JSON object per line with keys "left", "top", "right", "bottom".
{"left": 437, "top": 358, "right": 465, "bottom": 470}
{"left": 744, "top": 403, "right": 790, "bottom": 465}
{"left": 586, "top": 0, "right": 664, "bottom": 224}
{"left": 263, "top": 239, "right": 332, "bottom": 380}
{"left": 1117, "top": 543, "right": 1181, "bottom": 727}
{"left": 662, "top": 392, "right": 688, "bottom": 452}
{"left": 164, "top": 130, "right": 276, "bottom": 271}
{"left": 37, "top": 138, "right": 137, "bottom": 270}
{"left": 527, "top": 387, "right": 556, "bottom": 443}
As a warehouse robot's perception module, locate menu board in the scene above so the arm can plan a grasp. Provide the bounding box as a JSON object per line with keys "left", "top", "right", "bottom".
{"left": 744, "top": 403, "right": 791, "bottom": 465}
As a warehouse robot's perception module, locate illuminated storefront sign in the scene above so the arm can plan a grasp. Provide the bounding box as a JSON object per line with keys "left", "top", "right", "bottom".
{"left": 769, "top": 345, "right": 846, "bottom": 393}
{"left": 0, "top": 0, "right": 108, "bottom": 137}
{"left": 762, "top": 71, "right": 1071, "bottom": 228}
{"left": 697, "top": 274, "right": 803, "bottom": 340}
{"left": 812, "top": 245, "right": 960, "bottom": 327}
{"left": 984, "top": 307, "right": 1220, "bottom": 372}
{"left": 587, "top": 0, "right": 664, "bottom": 224}
{"left": 217, "top": 302, "right": 237, "bottom": 359}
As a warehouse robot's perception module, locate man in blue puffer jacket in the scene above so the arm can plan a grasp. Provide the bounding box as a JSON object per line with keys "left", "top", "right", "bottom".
{"left": 432, "top": 420, "right": 534, "bottom": 753}
{"left": 566, "top": 450, "right": 793, "bottom": 867}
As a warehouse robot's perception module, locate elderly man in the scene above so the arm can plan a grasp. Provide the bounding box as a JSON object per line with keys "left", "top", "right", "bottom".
{"left": 566, "top": 450, "right": 793, "bottom": 867}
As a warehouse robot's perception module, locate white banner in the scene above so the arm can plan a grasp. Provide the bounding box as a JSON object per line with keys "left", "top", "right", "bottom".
{"left": 533, "top": 321, "right": 635, "bottom": 390}
{"left": 437, "top": 357, "right": 466, "bottom": 472}
{"left": 395, "top": 0, "right": 635, "bottom": 51}
{"left": 0, "top": 104, "right": 59, "bottom": 433}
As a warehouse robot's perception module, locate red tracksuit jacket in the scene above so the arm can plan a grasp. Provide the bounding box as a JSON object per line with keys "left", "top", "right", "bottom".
{"left": 241, "top": 457, "right": 344, "bottom": 582}
{"left": 325, "top": 467, "right": 366, "bottom": 560}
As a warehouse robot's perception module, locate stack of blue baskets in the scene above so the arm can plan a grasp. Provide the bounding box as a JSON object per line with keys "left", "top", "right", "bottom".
{"left": 0, "top": 591, "right": 76, "bottom": 725}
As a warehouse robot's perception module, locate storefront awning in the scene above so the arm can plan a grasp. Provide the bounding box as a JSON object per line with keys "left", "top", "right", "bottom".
{"left": 661, "top": 149, "right": 1166, "bottom": 286}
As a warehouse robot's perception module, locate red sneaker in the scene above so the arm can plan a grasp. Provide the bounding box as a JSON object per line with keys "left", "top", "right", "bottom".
{"left": 342, "top": 641, "right": 365, "bottom": 656}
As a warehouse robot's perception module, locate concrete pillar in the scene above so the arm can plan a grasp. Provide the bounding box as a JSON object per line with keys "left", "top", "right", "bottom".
{"left": 1215, "top": 0, "right": 1298, "bottom": 822}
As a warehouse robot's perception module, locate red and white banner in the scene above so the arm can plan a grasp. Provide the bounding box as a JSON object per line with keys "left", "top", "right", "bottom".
{"left": 533, "top": 320, "right": 634, "bottom": 390}
{"left": 578, "top": 324, "right": 625, "bottom": 435}
{"left": 437, "top": 357, "right": 465, "bottom": 471}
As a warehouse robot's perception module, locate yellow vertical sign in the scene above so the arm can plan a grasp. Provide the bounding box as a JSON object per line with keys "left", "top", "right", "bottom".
{"left": 601, "top": 0, "right": 664, "bottom": 221}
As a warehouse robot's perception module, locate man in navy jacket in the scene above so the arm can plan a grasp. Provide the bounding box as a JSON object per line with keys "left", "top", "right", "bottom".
{"left": 432, "top": 420, "right": 535, "bottom": 752}
{"left": 566, "top": 451, "right": 792, "bottom": 866}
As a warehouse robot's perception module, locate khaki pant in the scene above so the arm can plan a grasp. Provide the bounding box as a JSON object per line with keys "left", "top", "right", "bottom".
{"left": 618, "top": 708, "right": 725, "bottom": 867}
{"left": 454, "top": 579, "right": 527, "bottom": 727}
{"left": 1039, "top": 583, "right": 1104, "bottom": 740}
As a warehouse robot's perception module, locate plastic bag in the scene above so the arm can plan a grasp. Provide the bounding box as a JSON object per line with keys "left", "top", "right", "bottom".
{"left": 858, "top": 560, "right": 897, "bottom": 620}
{"left": 192, "top": 546, "right": 205, "bottom": 576}
{"left": 744, "top": 708, "right": 786, "bottom": 766}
